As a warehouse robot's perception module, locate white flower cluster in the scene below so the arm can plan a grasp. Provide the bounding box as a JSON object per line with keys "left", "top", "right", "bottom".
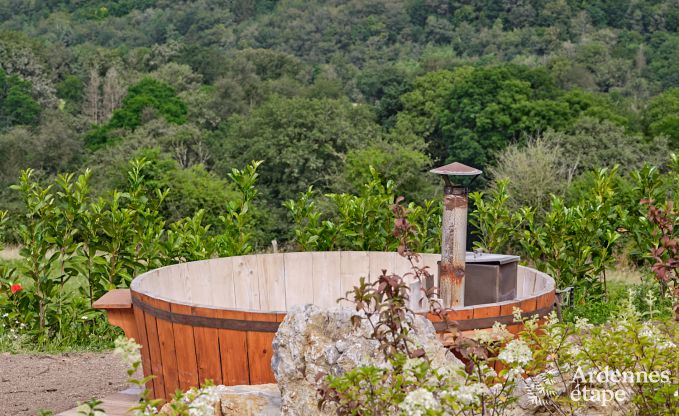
{"left": 132, "top": 404, "right": 158, "bottom": 416}
{"left": 498, "top": 339, "right": 532, "bottom": 367}
{"left": 445, "top": 382, "right": 490, "bottom": 406}
{"left": 188, "top": 385, "right": 224, "bottom": 416}
{"left": 399, "top": 388, "right": 441, "bottom": 416}
{"left": 113, "top": 336, "right": 142, "bottom": 367}
{"left": 574, "top": 317, "right": 594, "bottom": 332}
{"left": 477, "top": 362, "right": 497, "bottom": 379}
{"left": 638, "top": 323, "right": 677, "bottom": 351}
{"left": 403, "top": 357, "right": 426, "bottom": 383}
{"left": 435, "top": 363, "right": 462, "bottom": 383}
{"left": 472, "top": 321, "right": 512, "bottom": 344}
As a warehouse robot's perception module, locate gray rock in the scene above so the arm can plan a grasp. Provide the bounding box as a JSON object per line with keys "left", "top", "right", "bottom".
{"left": 159, "top": 384, "right": 281, "bottom": 416}
{"left": 220, "top": 384, "right": 281, "bottom": 416}
{"left": 271, "top": 304, "right": 463, "bottom": 416}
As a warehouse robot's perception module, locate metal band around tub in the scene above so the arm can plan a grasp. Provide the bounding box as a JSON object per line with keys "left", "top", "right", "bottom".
{"left": 132, "top": 296, "right": 281, "bottom": 332}
{"left": 133, "top": 295, "right": 554, "bottom": 333}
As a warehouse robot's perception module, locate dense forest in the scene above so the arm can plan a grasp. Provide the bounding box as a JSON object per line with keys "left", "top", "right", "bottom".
{"left": 1, "top": 0, "right": 678, "bottom": 245}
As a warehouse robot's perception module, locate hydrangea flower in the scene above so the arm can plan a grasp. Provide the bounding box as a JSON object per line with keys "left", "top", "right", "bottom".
{"left": 399, "top": 388, "right": 440, "bottom": 416}
{"left": 498, "top": 339, "right": 532, "bottom": 367}
{"left": 445, "top": 382, "right": 490, "bottom": 406}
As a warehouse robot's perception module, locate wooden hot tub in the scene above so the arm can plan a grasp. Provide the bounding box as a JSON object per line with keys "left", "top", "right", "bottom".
{"left": 94, "top": 251, "right": 555, "bottom": 399}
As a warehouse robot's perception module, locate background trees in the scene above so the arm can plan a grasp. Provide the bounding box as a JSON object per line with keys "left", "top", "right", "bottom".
{"left": 0, "top": 0, "right": 676, "bottom": 246}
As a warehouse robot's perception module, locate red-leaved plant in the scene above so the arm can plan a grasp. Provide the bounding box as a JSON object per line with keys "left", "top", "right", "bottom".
{"left": 643, "top": 199, "right": 679, "bottom": 320}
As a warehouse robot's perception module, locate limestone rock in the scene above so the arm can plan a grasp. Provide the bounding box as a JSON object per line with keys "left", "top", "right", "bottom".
{"left": 220, "top": 384, "right": 281, "bottom": 416}
{"left": 271, "top": 304, "right": 463, "bottom": 416}
{"left": 159, "top": 384, "right": 281, "bottom": 416}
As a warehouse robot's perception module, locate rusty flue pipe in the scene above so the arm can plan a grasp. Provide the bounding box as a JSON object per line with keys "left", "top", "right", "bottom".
{"left": 430, "top": 162, "right": 482, "bottom": 308}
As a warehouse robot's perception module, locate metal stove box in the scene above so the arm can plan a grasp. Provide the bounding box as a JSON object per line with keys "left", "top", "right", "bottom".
{"left": 464, "top": 253, "right": 519, "bottom": 306}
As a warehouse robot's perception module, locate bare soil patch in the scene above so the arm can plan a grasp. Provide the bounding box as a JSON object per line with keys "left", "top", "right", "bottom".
{"left": 0, "top": 351, "right": 132, "bottom": 416}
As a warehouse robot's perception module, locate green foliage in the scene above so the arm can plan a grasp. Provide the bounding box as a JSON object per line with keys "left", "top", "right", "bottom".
{"left": 340, "top": 140, "right": 436, "bottom": 202}
{"left": 487, "top": 138, "right": 567, "bottom": 212}
{"left": 56, "top": 75, "right": 84, "bottom": 113}
{"left": 0, "top": 68, "right": 41, "bottom": 129}
{"left": 473, "top": 156, "right": 676, "bottom": 307}
{"left": 547, "top": 117, "right": 670, "bottom": 177}
{"left": 0, "top": 158, "right": 261, "bottom": 350}
{"left": 471, "top": 167, "right": 627, "bottom": 300}
{"left": 397, "top": 66, "right": 630, "bottom": 168}
{"left": 87, "top": 78, "right": 187, "bottom": 147}
{"left": 216, "top": 96, "right": 383, "bottom": 203}
{"left": 644, "top": 87, "right": 679, "bottom": 147}
{"left": 440, "top": 65, "right": 568, "bottom": 167}
{"left": 468, "top": 180, "right": 516, "bottom": 254}
{"left": 216, "top": 160, "right": 262, "bottom": 257}
{"left": 285, "top": 169, "right": 441, "bottom": 253}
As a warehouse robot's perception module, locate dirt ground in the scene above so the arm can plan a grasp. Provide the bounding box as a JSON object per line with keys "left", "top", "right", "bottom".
{"left": 0, "top": 351, "right": 132, "bottom": 416}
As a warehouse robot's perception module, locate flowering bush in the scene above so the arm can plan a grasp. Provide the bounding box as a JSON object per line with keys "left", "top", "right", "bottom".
{"left": 517, "top": 292, "right": 679, "bottom": 415}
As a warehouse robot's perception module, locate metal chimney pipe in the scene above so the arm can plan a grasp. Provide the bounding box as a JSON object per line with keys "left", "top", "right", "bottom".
{"left": 430, "top": 162, "right": 482, "bottom": 308}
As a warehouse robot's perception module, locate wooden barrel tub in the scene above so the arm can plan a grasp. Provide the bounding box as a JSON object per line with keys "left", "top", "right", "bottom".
{"left": 94, "top": 251, "right": 555, "bottom": 399}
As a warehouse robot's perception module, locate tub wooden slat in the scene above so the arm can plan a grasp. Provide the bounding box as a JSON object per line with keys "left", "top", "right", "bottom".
{"left": 245, "top": 312, "right": 277, "bottom": 384}
{"left": 140, "top": 293, "right": 166, "bottom": 398}
{"left": 217, "top": 309, "right": 250, "bottom": 385}
{"left": 170, "top": 303, "right": 199, "bottom": 391}
{"left": 312, "top": 251, "right": 341, "bottom": 309}
{"left": 192, "top": 307, "right": 223, "bottom": 386}
{"left": 208, "top": 257, "right": 235, "bottom": 308}
{"left": 258, "top": 253, "right": 286, "bottom": 311}
{"left": 284, "top": 253, "right": 313, "bottom": 308}
{"left": 148, "top": 296, "right": 180, "bottom": 398}
{"left": 186, "top": 261, "right": 211, "bottom": 305}
{"left": 131, "top": 295, "right": 154, "bottom": 396}
{"left": 368, "top": 251, "right": 395, "bottom": 281}
{"left": 233, "top": 255, "right": 260, "bottom": 310}
{"left": 393, "top": 253, "right": 414, "bottom": 278}
{"left": 339, "top": 252, "right": 369, "bottom": 307}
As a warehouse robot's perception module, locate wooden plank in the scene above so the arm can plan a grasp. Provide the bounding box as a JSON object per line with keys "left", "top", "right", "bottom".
{"left": 446, "top": 308, "right": 474, "bottom": 321}
{"left": 93, "top": 289, "right": 132, "bottom": 309}
{"left": 393, "top": 253, "right": 414, "bottom": 280}
{"left": 258, "top": 253, "right": 286, "bottom": 311}
{"left": 106, "top": 308, "right": 139, "bottom": 341}
{"left": 312, "top": 251, "right": 341, "bottom": 309}
{"left": 245, "top": 312, "right": 277, "bottom": 384}
{"left": 191, "top": 306, "right": 224, "bottom": 386}
{"left": 140, "top": 269, "right": 161, "bottom": 295}
{"left": 472, "top": 305, "right": 501, "bottom": 319}
{"left": 233, "top": 255, "right": 260, "bottom": 310}
{"left": 284, "top": 252, "right": 314, "bottom": 308}
{"left": 174, "top": 263, "right": 193, "bottom": 303}
{"left": 184, "top": 261, "right": 210, "bottom": 305}
{"left": 500, "top": 301, "right": 519, "bottom": 317}
{"left": 217, "top": 309, "right": 250, "bottom": 385}
{"left": 170, "top": 302, "right": 199, "bottom": 392}
{"left": 368, "top": 251, "right": 395, "bottom": 281}
{"left": 166, "top": 263, "right": 187, "bottom": 303}
{"left": 139, "top": 293, "right": 165, "bottom": 399}
{"left": 147, "top": 297, "right": 180, "bottom": 398}
{"left": 339, "top": 252, "right": 369, "bottom": 308}
{"left": 131, "top": 296, "right": 154, "bottom": 396}
{"left": 519, "top": 298, "right": 538, "bottom": 313}
{"left": 209, "top": 257, "right": 235, "bottom": 308}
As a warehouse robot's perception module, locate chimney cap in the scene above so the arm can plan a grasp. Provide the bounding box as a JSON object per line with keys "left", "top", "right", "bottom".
{"left": 430, "top": 162, "right": 482, "bottom": 176}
